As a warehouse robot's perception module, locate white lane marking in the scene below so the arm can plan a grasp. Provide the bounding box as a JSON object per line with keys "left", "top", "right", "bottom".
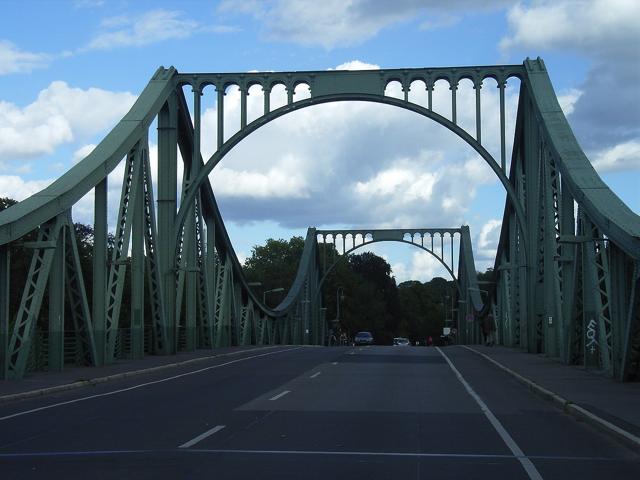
{"left": 269, "top": 390, "right": 290, "bottom": 401}
{"left": 436, "top": 347, "right": 543, "bottom": 480}
{"left": 309, "top": 372, "right": 321, "bottom": 379}
{"left": 179, "top": 425, "right": 226, "bottom": 449}
{"left": 331, "top": 362, "right": 338, "bottom": 365}
{"left": 0, "top": 348, "right": 300, "bottom": 422}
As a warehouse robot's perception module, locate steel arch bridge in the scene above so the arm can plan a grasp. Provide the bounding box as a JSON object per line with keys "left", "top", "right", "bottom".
{"left": 0, "top": 58, "right": 638, "bottom": 381}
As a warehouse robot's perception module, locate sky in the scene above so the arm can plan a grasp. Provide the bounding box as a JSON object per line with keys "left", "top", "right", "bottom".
{"left": 0, "top": 0, "right": 638, "bottom": 285}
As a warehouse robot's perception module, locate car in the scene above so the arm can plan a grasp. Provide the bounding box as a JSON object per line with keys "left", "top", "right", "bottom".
{"left": 393, "top": 337, "right": 411, "bottom": 346}
{"left": 354, "top": 331, "right": 374, "bottom": 345}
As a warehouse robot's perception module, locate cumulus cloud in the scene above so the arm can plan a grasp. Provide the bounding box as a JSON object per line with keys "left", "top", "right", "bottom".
{"left": 501, "top": 0, "right": 640, "bottom": 168}
{"left": 0, "top": 175, "right": 53, "bottom": 201}
{"left": 220, "top": 0, "right": 512, "bottom": 49}
{"left": 0, "top": 81, "right": 136, "bottom": 160}
{"left": 477, "top": 219, "right": 502, "bottom": 260}
{"left": 0, "top": 40, "right": 50, "bottom": 75}
{"left": 73, "top": 144, "right": 97, "bottom": 164}
{"left": 500, "top": 1, "right": 640, "bottom": 57}
{"left": 591, "top": 140, "right": 640, "bottom": 173}
{"left": 392, "top": 251, "right": 452, "bottom": 283}
{"left": 87, "top": 9, "right": 201, "bottom": 50}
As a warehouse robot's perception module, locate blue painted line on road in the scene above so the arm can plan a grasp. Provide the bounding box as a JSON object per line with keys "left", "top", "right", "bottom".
{"left": 0, "top": 449, "right": 632, "bottom": 463}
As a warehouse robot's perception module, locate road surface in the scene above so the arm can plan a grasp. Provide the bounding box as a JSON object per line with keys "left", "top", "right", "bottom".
{"left": 1, "top": 345, "right": 638, "bottom": 479}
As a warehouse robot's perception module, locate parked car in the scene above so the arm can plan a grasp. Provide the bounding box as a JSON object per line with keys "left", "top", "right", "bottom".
{"left": 354, "top": 331, "right": 374, "bottom": 345}
{"left": 393, "top": 337, "right": 411, "bottom": 346}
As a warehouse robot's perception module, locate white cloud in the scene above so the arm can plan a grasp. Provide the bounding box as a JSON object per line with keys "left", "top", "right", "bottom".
{"left": 73, "top": 144, "right": 97, "bottom": 164}
{"left": 212, "top": 164, "right": 309, "bottom": 199}
{"left": 477, "top": 219, "right": 502, "bottom": 260}
{"left": 500, "top": 1, "right": 640, "bottom": 57}
{"left": 557, "top": 88, "right": 582, "bottom": 116}
{"left": 221, "top": 0, "right": 511, "bottom": 49}
{"left": 0, "top": 175, "right": 53, "bottom": 201}
{"left": 392, "top": 251, "right": 450, "bottom": 283}
{"left": 0, "top": 40, "right": 50, "bottom": 75}
{"left": 0, "top": 81, "right": 136, "bottom": 159}
{"left": 354, "top": 163, "right": 437, "bottom": 201}
{"left": 87, "top": 9, "right": 200, "bottom": 50}
{"left": 591, "top": 140, "right": 640, "bottom": 173}
{"left": 500, "top": 0, "right": 640, "bottom": 162}
{"left": 332, "top": 60, "right": 380, "bottom": 71}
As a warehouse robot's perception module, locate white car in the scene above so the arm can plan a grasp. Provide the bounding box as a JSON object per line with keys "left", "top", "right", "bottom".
{"left": 393, "top": 337, "right": 411, "bottom": 346}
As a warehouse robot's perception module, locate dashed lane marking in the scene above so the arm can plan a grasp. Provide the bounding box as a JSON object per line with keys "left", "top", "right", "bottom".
{"left": 269, "top": 390, "right": 290, "bottom": 401}
{"left": 179, "top": 425, "right": 226, "bottom": 449}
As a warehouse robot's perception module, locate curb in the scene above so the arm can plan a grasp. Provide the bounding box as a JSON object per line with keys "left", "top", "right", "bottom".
{"left": 0, "top": 345, "right": 281, "bottom": 404}
{"left": 462, "top": 345, "right": 640, "bottom": 452}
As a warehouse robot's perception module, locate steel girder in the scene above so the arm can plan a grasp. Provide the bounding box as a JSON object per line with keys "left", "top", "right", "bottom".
{"left": 492, "top": 59, "right": 640, "bottom": 380}
{"left": 1, "top": 59, "right": 638, "bottom": 380}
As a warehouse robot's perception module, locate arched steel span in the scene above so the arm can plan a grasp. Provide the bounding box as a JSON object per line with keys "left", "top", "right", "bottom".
{"left": 314, "top": 228, "right": 465, "bottom": 297}
{"left": 0, "top": 59, "right": 638, "bottom": 381}
{"left": 174, "top": 93, "right": 529, "bottom": 262}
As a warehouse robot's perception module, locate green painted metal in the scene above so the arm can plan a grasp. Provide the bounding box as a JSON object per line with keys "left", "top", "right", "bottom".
{"left": 92, "top": 179, "right": 107, "bottom": 365}
{"left": 0, "top": 246, "right": 9, "bottom": 379}
{"left": 0, "top": 59, "right": 638, "bottom": 381}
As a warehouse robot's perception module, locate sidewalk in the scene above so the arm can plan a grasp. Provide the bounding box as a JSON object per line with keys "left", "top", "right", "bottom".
{"left": 464, "top": 345, "right": 640, "bottom": 450}
{"left": 0, "top": 345, "right": 278, "bottom": 402}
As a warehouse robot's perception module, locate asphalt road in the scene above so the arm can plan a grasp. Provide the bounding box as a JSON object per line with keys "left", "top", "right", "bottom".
{"left": 0, "top": 345, "right": 638, "bottom": 479}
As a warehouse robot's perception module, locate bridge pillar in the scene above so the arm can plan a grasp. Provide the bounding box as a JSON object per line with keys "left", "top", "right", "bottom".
{"left": 131, "top": 155, "right": 145, "bottom": 360}
{"left": 157, "top": 95, "right": 178, "bottom": 354}
{"left": 92, "top": 179, "right": 107, "bottom": 365}
{"left": 48, "top": 227, "right": 65, "bottom": 372}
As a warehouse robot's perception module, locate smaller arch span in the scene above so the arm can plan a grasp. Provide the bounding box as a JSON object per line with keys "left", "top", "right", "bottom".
{"left": 316, "top": 228, "right": 464, "bottom": 297}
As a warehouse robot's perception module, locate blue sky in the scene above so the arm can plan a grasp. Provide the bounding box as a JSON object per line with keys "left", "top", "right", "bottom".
{"left": 0, "top": 0, "right": 638, "bottom": 283}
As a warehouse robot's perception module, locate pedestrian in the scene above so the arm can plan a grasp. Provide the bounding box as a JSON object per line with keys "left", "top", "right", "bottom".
{"left": 427, "top": 335, "right": 433, "bottom": 346}
{"left": 482, "top": 314, "right": 495, "bottom": 346}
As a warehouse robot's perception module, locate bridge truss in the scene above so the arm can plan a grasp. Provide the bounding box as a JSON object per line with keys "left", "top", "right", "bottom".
{"left": 0, "top": 59, "right": 638, "bottom": 380}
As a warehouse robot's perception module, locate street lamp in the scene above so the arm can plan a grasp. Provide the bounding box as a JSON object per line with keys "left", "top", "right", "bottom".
{"left": 263, "top": 287, "right": 285, "bottom": 306}
{"left": 336, "top": 287, "right": 345, "bottom": 322}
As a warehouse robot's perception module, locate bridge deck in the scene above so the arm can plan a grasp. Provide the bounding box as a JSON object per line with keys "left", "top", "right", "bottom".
{"left": 1, "top": 345, "right": 638, "bottom": 479}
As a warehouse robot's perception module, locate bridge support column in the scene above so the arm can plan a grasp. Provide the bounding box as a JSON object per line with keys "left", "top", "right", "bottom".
{"left": 48, "top": 227, "right": 65, "bottom": 372}
{"left": 131, "top": 151, "right": 145, "bottom": 360}
{"left": 157, "top": 96, "right": 178, "bottom": 354}
{"left": 93, "top": 179, "right": 107, "bottom": 365}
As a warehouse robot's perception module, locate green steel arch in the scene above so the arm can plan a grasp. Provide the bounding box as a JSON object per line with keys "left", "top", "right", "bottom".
{"left": 174, "top": 92, "right": 529, "bottom": 260}
{"left": 0, "top": 59, "right": 638, "bottom": 382}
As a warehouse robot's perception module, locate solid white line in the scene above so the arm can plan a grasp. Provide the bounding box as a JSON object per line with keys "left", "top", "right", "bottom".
{"left": 269, "top": 390, "right": 290, "bottom": 401}
{"left": 436, "top": 347, "right": 543, "bottom": 480}
{"left": 179, "top": 425, "right": 225, "bottom": 449}
{"left": 309, "top": 372, "right": 321, "bottom": 379}
{"left": 0, "top": 348, "right": 300, "bottom": 422}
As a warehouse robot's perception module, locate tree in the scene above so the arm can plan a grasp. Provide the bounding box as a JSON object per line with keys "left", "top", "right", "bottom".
{"left": 243, "top": 236, "right": 305, "bottom": 305}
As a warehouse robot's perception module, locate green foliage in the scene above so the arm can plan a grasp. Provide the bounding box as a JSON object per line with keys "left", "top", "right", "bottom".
{"left": 243, "top": 236, "right": 305, "bottom": 305}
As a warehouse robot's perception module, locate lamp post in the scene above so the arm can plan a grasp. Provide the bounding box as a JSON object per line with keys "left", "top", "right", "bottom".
{"left": 336, "top": 287, "right": 344, "bottom": 322}
{"left": 263, "top": 287, "right": 285, "bottom": 306}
